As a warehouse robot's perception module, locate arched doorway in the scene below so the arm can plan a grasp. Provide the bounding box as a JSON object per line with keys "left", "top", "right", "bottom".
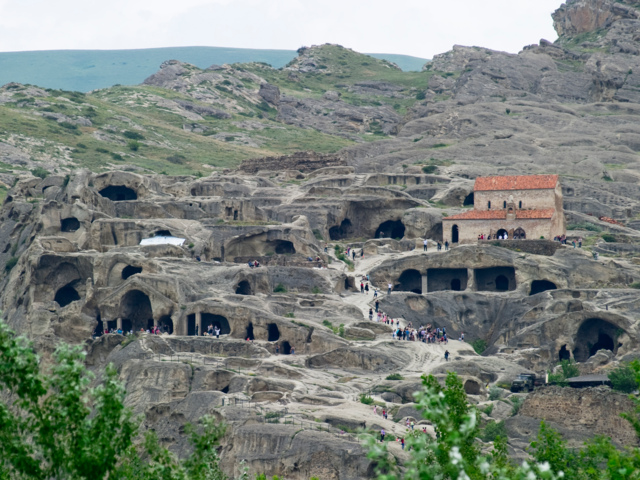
{"left": 235, "top": 280, "right": 252, "bottom": 295}
{"left": 272, "top": 240, "right": 295, "bottom": 254}
{"left": 329, "top": 219, "right": 353, "bottom": 240}
{"left": 451, "top": 278, "right": 461, "bottom": 291}
{"left": 121, "top": 265, "right": 142, "bottom": 280}
{"left": 463, "top": 192, "right": 474, "bottom": 206}
{"left": 495, "top": 275, "right": 509, "bottom": 291}
{"left": 98, "top": 185, "right": 138, "bottom": 201}
{"left": 54, "top": 283, "right": 81, "bottom": 307}
{"left": 281, "top": 341, "right": 292, "bottom": 355}
{"left": 496, "top": 228, "right": 508, "bottom": 239}
{"left": 451, "top": 224, "right": 459, "bottom": 243}
{"left": 514, "top": 227, "right": 526, "bottom": 239}
{"left": 61, "top": 217, "right": 80, "bottom": 232}
{"left": 375, "top": 220, "right": 405, "bottom": 239}
{"left": 201, "top": 313, "right": 231, "bottom": 335}
{"left": 268, "top": 323, "right": 280, "bottom": 341}
{"left": 530, "top": 280, "right": 557, "bottom": 296}
{"left": 158, "top": 315, "right": 173, "bottom": 334}
{"left": 558, "top": 345, "right": 571, "bottom": 361}
{"left": 120, "top": 290, "right": 153, "bottom": 332}
{"left": 187, "top": 314, "right": 196, "bottom": 336}
{"left": 245, "top": 322, "right": 254, "bottom": 340}
{"left": 396, "top": 269, "right": 422, "bottom": 294}
{"left": 572, "top": 318, "right": 622, "bottom": 362}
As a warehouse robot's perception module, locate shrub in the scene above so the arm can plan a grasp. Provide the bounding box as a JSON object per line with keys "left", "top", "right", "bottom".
{"left": 567, "top": 222, "right": 602, "bottom": 232}
{"left": 273, "top": 284, "right": 287, "bottom": 293}
{"left": 166, "top": 155, "right": 186, "bottom": 164}
{"left": 471, "top": 339, "right": 487, "bottom": 355}
{"left": 5, "top": 256, "right": 18, "bottom": 272}
{"left": 123, "top": 130, "right": 145, "bottom": 140}
{"left": 284, "top": 313, "right": 295, "bottom": 318}
{"left": 415, "top": 91, "right": 426, "bottom": 100}
{"left": 95, "top": 147, "right": 109, "bottom": 153}
{"left": 548, "top": 359, "right": 580, "bottom": 387}
{"left": 609, "top": 363, "right": 638, "bottom": 393}
{"left": 386, "top": 373, "right": 404, "bottom": 381}
{"left": 359, "top": 393, "right": 374, "bottom": 405}
{"left": 30, "top": 167, "right": 49, "bottom": 179}
{"left": 630, "top": 282, "right": 640, "bottom": 289}
{"left": 489, "top": 386, "right": 502, "bottom": 401}
{"left": 59, "top": 121, "right": 78, "bottom": 130}
{"left": 127, "top": 140, "right": 140, "bottom": 151}
{"left": 110, "top": 153, "right": 123, "bottom": 161}
{"left": 510, "top": 396, "right": 523, "bottom": 416}
{"left": 422, "top": 165, "right": 438, "bottom": 174}
{"left": 482, "top": 403, "right": 494, "bottom": 416}
{"left": 311, "top": 286, "right": 322, "bottom": 295}
{"left": 312, "top": 229, "right": 324, "bottom": 240}
{"left": 601, "top": 233, "right": 616, "bottom": 243}
{"left": 481, "top": 420, "right": 506, "bottom": 441}
{"left": 76, "top": 143, "right": 87, "bottom": 149}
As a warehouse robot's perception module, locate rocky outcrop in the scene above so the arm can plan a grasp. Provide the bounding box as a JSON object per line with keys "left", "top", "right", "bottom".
{"left": 552, "top": 0, "right": 640, "bottom": 37}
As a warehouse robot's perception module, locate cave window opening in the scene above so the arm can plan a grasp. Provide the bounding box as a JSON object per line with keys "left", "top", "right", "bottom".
{"left": 268, "top": 323, "right": 280, "bottom": 342}
{"left": 427, "top": 268, "right": 468, "bottom": 292}
{"left": 488, "top": 201, "right": 491, "bottom": 209}
{"left": 159, "top": 315, "right": 173, "bottom": 334}
{"left": 61, "top": 217, "right": 80, "bottom": 232}
{"left": 235, "top": 280, "right": 252, "bottom": 295}
{"left": 98, "top": 185, "right": 137, "bottom": 201}
{"left": 54, "top": 283, "right": 81, "bottom": 308}
{"left": 119, "top": 290, "right": 153, "bottom": 332}
{"left": 281, "top": 341, "right": 292, "bottom": 355}
{"left": 220, "top": 385, "right": 230, "bottom": 394}
{"left": 530, "top": 280, "right": 557, "bottom": 296}
{"left": 329, "top": 218, "right": 353, "bottom": 240}
{"left": 375, "top": 220, "right": 405, "bottom": 240}
{"left": 451, "top": 224, "right": 459, "bottom": 243}
{"left": 122, "top": 265, "right": 142, "bottom": 280}
{"left": 344, "top": 276, "right": 355, "bottom": 291}
{"left": 495, "top": 275, "right": 509, "bottom": 291}
{"left": 245, "top": 322, "right": 254, "bottom": 341}
{"left": 201, "top": 313, "right": 231, "bottom": 336}
{"left": 396, "top": 269, "right": 422, "bottom": 294}
{"left": 273, "top": 240, "right": 295, "bottom": 255}
{"left": 463, "top": 192, "right": 474, "bottom": 206}
{"left": 234, "top": 210, "right": 238, "bottom": 220}
{"left": 503, "top": 201, "right": 507, "bottom": 209}
{"left": 559, "top": 344, "right": 570, "bottom": 362}
{"left": 519, "top": 201, "right": 523, "bottom": 209}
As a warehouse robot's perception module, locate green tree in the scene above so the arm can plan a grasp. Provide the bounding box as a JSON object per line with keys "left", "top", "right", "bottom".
{"left": 548, "top": 359, "right": 579, "bottom": 387}
{"left": 609, "top": 362, "right": 639, "bottom": 394}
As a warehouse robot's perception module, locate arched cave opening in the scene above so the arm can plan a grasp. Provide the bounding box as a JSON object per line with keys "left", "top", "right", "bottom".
{"left": 463, "top": 192, "right": 474, "bottom": 206}
{"left": 98, "top": 185, "right": 138, "bottom": 201}
{"left": 119, "top": 289, "right": 153, "bottom": 332}
{"left": 121, "top": 265, "right": 142, "bottom": 280}
{"left": 375, "top": 220, "right": 405, "bottom": 239}
{"left": 495, "top": 275, "right": 509, "bottom": 292}
{"left": 530, "top": 280, "right": 557, "bottom": 296}
{"left": 60, "top": 217, "right": 80, "bottom": 232}
{"left": 463, "top": 379, "right": 481, "bottom": 395}
{"left": 427, "top": 268, "right": 468, "bottom": 292}
{"left": 54, "top": 283, "right": 81, "bottom": 307}
{"left": 159, "top": 315, "right": 173, "bottom": 334}
{"left": 559, "top": 344, "right": 571, "bottom": 362}
{"left": 155, "top": 230, "right": 172, "bottom": 237}
{"left": 202, "top": 313, "right": 231, "bottom": 336}
{"left": 572, "top": 318, "right": 622, "bottom": 362}
{"left": 220, "top": 385, "right": 230, "bottom": 394}
{"left": 396, "top": 269, "right": 422, "bottom": 294}
{"left": 93, "top": 315, "right": 104, "bottom": 337}
{"left": 246, "top": 322, "right": 254, "bottom": 341}
{"left": 235, "top": 280, "right": 252, "bottom": 295}
{"left": 497, "top": 228, "right": 508, "bottom": 238}
{"left": 281, "top": 341, "right": 292, "bottom": 355}
{"left": 344, "top": 276, "right": 356, "bottom": 291}
{"left": 268, "top": 323, "right": 280, "bottom": 342}
{"left": 329, "top": 218, "right": 354, "bottom": 240}
{"left": 273, "top": 240, "right": 296, "bottom": 255}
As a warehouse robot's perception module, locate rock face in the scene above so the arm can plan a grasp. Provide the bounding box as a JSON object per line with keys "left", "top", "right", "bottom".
{"left": 552, "top": 0, "right": 640, "bottom": 36}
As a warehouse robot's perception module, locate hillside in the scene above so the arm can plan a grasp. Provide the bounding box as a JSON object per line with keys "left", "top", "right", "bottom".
{"left": 0, "top": 46, "right": 429, "bottom": 92}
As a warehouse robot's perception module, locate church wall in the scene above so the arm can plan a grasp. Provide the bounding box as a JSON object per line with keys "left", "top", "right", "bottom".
{"left": 475, "top": 189, "right": 556, "bottom": 212}
{"left": 442, "top": 218, "right": 553, "bottom": 244}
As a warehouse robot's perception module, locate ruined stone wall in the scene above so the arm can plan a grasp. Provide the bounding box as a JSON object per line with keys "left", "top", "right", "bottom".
{"left": 477, "top": 239, "right": 561, "bottom": 256}
{"left": 237, "top": 151, "right": 345, "bottom": 174}
{"left": 442, "top": 218, "right": 554, "bottom": 244}
{"left": 474, "top": 188, "right": 556, "bottom": 212}
{"left": 519, "top": 385, "right": 637, "bottom": 447}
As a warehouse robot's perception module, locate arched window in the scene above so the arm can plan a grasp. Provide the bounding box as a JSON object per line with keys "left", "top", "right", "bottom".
{"left": 488, "top": 201, "right": 491, "bottom": 209}
{"left": 503, "top": 201, "right": 507, "bottom": 208}
{"left": 519, "top": 201, "right": 522, "bottom": 208}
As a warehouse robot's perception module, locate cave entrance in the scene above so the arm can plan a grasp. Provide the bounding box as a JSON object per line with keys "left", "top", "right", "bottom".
{"left": 451, "top": 224, "right": 459, "bottom": 243}
{"left": 344, "top": 277, "right": 356, "bottom": 291}
{"left": 559, "top": 344, "right": 571, "bottom": 362}
{"left": 281, "top": 341, "right": 292, "bottom": 355}
{"left": 187, "top": 314, "right": 196, "bottom": 336}
{"left": 514, "top": 227, "right": 526, "bottom": 240}
{"left": 93, "top": 316, "right": 104, "bottom": 337}
{"left": 54, "top": 283, "right": 81, "bottom": 307}
{"left": 98, "top": 185, "right": 138, "bottom": 201}
{"left": 202, "top": 313, "right": 231, "bottom": 336}
{"left": 119, "top": 290, "right": 153, "bottom": 332}
{"left": 329, "top": 219, "right": 353, "bottom": 240}
{"left": 572, "top": 318, "right": 622, "bottom": 362}
{"left": 122, "top": 265, "right": 142, "bottom": 280}
{"left": 375, "top": 220, "right": 405, "bottom": 239}
{"left": 235, "top": 280, "right": 252, "bottom": 295}
{"left": 497, "top": 228, "right": 508, "bottom": 239}
{"left": 427, "top": 268, "right": 468, "bottom": 292}
{"left": 463, "top": 192, "right": 474, "bottom": 206}
{"left": 530, "top": 280, "right": 557, "bottom": 296}
{"left": 61, "top": 217, "right": 80, "bottom": 232}
{"left": 271, "top": 240, "right": 296, "bottom": 255}
{"left": 268, "top": 323, "right": 280, "bottom": 342}
{"left": 396, "top": 269, "right": 422, "bottom": 294}
{"left": 107, "top": 320, "right": 117, "bottom": 332}
{"left": 245, "top": 322, "right": 254, "bottom": 341}
{"left": 475, "top": 267, "right": 516, "bottom": 292}
{"left": 159, "top": 315, "right": 173, "bottom": 334}
{"left": 155, "top": 230, "right": 171, "bottom": 237}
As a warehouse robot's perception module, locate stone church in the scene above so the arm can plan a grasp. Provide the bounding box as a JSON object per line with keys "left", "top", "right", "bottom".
{"left": 443, "top": 174, "right": 565, "bottom": 244}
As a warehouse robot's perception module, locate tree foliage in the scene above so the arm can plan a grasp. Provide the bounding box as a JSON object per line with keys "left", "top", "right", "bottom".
{"left": 548, "top": 359, "right": 580, "bottom": 387}
{"left": 609, "top": 362, "right": 639, "bottom": 394}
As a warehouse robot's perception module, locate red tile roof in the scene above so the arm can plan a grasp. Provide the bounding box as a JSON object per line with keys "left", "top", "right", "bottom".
{"left": 444, "top": 208, "right": 555, "bottom": 221}
{"left": 474, "top": 174, "right": 558, "bottom": 192}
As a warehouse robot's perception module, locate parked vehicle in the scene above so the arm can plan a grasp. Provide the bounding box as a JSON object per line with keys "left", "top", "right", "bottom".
{"left": 511, "top": 373, "right": 536, "bottom": 392}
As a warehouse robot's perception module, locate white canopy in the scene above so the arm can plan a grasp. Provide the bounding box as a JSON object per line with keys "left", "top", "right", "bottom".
{"left": 140, "top": 236, "right": 186, "bottom": 246}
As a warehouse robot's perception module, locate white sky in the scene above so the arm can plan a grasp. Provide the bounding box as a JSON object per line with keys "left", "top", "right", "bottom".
{"left": 0, "top": 0, "right": 563, "bottom": 58}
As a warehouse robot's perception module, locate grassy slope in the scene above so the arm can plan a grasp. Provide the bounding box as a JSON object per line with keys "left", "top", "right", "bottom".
{"left": 0, "top": 47, "right": 428, "bottom": 92}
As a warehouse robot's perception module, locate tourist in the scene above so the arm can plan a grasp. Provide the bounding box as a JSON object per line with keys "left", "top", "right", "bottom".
{"left": 579, "top": 237, "right": 583, "bottom": 248}
{"left": 383, "top": 409, "right": 387, "bottom": 420}
{"left": 380, "top": 429, "right": 385, "bottom": 442}
{"left": 572, "top": 239, "right": 576, "bottom": 248}
{"left": 401, "top": 438, "right": 405, "bottom": 450}
{"left": 365, "top": 283, "right": 369, "bottom": 294}
{"left": 352, "top": 250, "right": 356, "bottom": 261}
{"left": 410, "top": 421, "right": 414, "bottom": 430}
{"left": 388, "top": 283, "right": 392, "bottom": 294}
{"left": 360, "top": 282, "right": 365, "bottom": 293}
{"left": 444, "top": 241, "right": 449, "bottom": 251}
{"left": 373, "top": 405, "right": 377, "bottom": 415}
{"left": 437, "top": 242, "right": 441, "bottom": 251}
{"left": 369, "top": 308, "right": 373, "bottom": 321}
{"left": 460, "top": 332, "right": 465, "bottom": 342}
{"left": 444, "top": 350, "right": 450, "bottom": 361}
{"left": 423, "top": 238, "right": 428, "bottom": 251}
{"left": 373, "top": 288, "right": 378, "bottom": 298}
{"left": 291, "top": 346, "right": 295, "bottom": 355}
{"left": 275, "top": 344, "right": 280, "bottom": 354}
{"left": 215, "top": 326, "right": 220, "bottom": 338}
{"left": 375, "top": 300, "right": 379, "bottom": 312}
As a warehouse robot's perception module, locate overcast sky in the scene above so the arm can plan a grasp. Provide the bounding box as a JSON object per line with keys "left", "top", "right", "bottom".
{"left": 0, "top": 0, "right": 563, "bottom": 58}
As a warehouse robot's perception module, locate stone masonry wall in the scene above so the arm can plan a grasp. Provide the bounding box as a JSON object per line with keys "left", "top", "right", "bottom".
{"left": 475, "top": 188, "right": 556, "bottom": 212}
{"left": 238, "top": 151, "right": 345, "bottom": 174}
{"left": 519, "top": 385, "right": 637, "bottom": 446}
{"left": 442, "top": 217, "right": 553, "bottom": 244}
